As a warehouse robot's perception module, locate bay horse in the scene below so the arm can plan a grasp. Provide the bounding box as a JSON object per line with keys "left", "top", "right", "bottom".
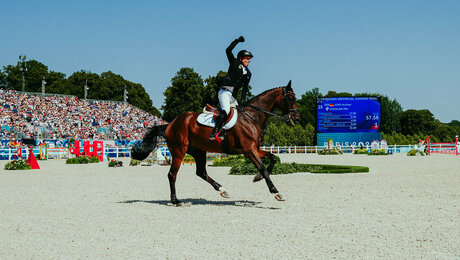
{"left": 131, "top": 81, "right": 300, "bottom": 205}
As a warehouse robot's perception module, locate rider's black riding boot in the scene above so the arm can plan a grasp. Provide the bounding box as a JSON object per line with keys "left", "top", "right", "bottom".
{"left": 209, "top": 110, "right": 227, "bottom": 141}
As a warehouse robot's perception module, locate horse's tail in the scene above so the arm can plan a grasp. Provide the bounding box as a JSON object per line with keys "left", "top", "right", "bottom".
{"left": 131, "top": 124, "right": 168, "bottom": 161}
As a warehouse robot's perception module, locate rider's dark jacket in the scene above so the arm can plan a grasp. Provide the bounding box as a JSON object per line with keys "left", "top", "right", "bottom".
{"left": 222, "top": 39, "right": 251, "bottom": 104}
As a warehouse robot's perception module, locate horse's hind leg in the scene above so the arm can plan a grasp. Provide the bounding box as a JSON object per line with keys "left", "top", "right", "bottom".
{"left": 167, "top": 155, "right": 184, "bottom": 205}
{"left": 188, "top": 147, "right": 229, "bottom": 198}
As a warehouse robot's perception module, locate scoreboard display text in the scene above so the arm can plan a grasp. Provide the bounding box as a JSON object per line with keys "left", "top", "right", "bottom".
{"left": 316, "top": 97, "right": 381, "bottom": 146}
{"left": 317, "top": 97, "right": 381, "bottom": 133}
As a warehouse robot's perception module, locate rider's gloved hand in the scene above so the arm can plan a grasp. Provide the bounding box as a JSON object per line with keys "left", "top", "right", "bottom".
{"left": 237, "top": 36, "right": 245, "bottom": 42}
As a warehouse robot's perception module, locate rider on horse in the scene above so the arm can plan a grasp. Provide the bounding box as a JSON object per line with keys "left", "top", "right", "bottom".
{"left": 209, "top": 35, "right": 253, "bottom": 141}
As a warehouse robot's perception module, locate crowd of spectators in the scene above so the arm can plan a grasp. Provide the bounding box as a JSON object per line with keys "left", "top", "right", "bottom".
{"left": 0, "top": 89, "right": 164, "bottom": 141}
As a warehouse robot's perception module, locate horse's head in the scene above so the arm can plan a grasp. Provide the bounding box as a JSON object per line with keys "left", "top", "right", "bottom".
{"left": 278, "top": 80, "right": 300, "bottom": 125}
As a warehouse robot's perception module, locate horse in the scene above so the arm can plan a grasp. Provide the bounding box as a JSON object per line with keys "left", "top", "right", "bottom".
{"left": 131, "top": 80, "right": 300, "bottom": 205}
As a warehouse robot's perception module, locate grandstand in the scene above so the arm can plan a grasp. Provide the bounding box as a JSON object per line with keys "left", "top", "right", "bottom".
{"left": 0, "top": 89, "right": 163, "bottom": 142}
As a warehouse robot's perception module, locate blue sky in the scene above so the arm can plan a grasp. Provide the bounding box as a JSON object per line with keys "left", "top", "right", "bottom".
{"left": 1, "top": 0, "right": 459, "bottom": 122}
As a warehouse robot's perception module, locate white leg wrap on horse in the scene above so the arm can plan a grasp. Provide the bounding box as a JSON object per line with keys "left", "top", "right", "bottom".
{"left": 219, "top": 187, "right": 226, "bottom": 192}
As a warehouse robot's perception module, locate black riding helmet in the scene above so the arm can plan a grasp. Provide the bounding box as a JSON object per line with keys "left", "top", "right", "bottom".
{"left": 237, "top": 50, "right": 254, "bottom": 60}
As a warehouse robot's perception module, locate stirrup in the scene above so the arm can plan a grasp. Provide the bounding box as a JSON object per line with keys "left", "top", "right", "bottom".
{"left": 209, "top": 131, "right": 219, "bottom": 141}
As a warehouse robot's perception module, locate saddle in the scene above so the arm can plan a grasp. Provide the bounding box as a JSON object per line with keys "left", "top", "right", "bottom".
{"left": 203, "top": 104, "right": 235, "bottom": 124}
{"left": 197, "top": 103, "right": 238, "bottom": 130}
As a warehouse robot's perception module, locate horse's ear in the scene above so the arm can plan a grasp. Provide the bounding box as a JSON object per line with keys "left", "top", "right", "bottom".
{"left": 286, "top": 80, "right": 292, "bottom": 91}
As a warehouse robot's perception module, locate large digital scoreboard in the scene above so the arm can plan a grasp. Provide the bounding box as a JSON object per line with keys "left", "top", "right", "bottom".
{"left": 316, "top": 97, "right": 381, "bottom": 146}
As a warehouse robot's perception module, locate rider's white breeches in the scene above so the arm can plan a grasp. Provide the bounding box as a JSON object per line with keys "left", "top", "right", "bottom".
{"left": 218, "top": 87, "right": 238, "bottom": 115}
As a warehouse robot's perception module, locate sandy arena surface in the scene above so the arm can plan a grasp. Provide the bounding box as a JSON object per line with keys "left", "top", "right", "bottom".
{"left": 0, "top": 154, "right": 459, "bottom": 259}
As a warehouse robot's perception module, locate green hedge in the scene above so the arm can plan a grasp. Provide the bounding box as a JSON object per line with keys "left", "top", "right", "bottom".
{"left": 211, "top": 155, "right": 369, "bottom": 175}
{"left": 407, "top": 149, "right": 426, "bottom": 156}
{"left": 108, "top": 160, "right": 123, "bottom": 167}
{"left": 318, "top": 149, "right": 344, "bottom": 155}
{"left": 368, "top": 149, "right": 389, "bottom": 156}
{"left": 4, "top": 160, "right": 32, "bottom": 170}
{"left": 66, "top": 156, "right": 100, "bottom": 164}
{"left": 129, "top": 159, "right": 141, "bottom": 166}
{"left": 353, "top": 148, "right": 368, "bottom": 154}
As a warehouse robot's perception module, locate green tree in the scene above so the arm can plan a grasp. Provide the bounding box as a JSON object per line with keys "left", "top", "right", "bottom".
{"left": 447, "top": 120, "right": 460, "bottom": 127}
{"left": 3, "top": 64, "right": 23, "bottom": 90}
{"left": 45, "top": 71, "right": 67, "bottom": 90}
{"left": 126, "top": 82, "right": 161, "bottom": 116}
{"left": 265, "top": 121, "right": 288, "bottom": 145}
{"left": 432, "top": 121, "right": 459, "bottom": 142}
{"left": 25, "top": 60, "right": 65, "bottom": 92}
{"left": 296, "top": 87, "right": 322, "bottom": 128}
{"left": 63, "top": 70, "right": 160, "bottom": 115}
{"left": 99, "top": 71, "right": 126, "bottom": 101}
{"left": 400, "top": 109, "right": 436, "bottom": 136}
{"left": 264, "top": 117, "right": 316, "bottom": 146}
{"left": 325, "top": 91, "right": 353, "bottom": 97}
{"left": 380, "top": 96, "right": 403, "bottom": 133}
{"left": 0, "top": 69, "right": 6, "bottom": 88}
{"left": 66, "top": 70, "right": 101, "bottom": 97}
{"left": 202, "top": 70, "right": 226, "bottom": 108}
{"left": 3, "top": 59, "right": 66, "bottom": 92}
{"left": 162, "top": 67, "right": 204, "bottom": 122}
{"left": 304, "top": 123, "right": 316, "bottom": 145}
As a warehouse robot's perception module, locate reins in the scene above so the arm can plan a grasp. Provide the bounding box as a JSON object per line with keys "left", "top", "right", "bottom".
{"left": 245, "top": 104, "right": 287, "bottom": 121}
{"left": 240, "top": 87, "right": 298, "bottom": 124}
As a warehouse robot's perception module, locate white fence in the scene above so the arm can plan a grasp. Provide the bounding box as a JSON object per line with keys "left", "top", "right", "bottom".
{"left": 1, "top": 145, "right": 419, "bottom": 160}
{"left": 0, "top": 147, "right": 131, "bottom": 160}
{"left": 259, "top": 145, "right": 415, "bottom": 154}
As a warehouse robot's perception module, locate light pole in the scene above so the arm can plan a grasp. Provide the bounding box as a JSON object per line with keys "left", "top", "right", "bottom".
{"left": 84, "top": 80, "right": 88, "bottom": 100}
{"left": 123, "top": 85, "right": 128, "bottom": 104}
{"left": 41, "top": 76, "right": 46, "bottom": 96}
{"left": 18, "top": 55, "right": 27, "bottom": 91}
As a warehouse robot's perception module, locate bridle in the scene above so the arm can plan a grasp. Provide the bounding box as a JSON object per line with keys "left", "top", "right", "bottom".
{"left": 240, "top": 87, "right": 298, "bottom": 125}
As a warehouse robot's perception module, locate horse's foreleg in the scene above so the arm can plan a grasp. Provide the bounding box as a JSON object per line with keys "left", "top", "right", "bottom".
{"left": 189, "top": 148, "right": 229, "bottom": 198}
{"left": 253, "top": 150, "right": 277, "bottom": 183}
{"left": 168, "top": 156, "right": 184, "bottom": 205}
{"left": 246, "top": 149, "right": 284, "bottom": 201}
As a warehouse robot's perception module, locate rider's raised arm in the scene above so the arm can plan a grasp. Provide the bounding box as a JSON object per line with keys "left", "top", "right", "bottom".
{"left": 226, "top": 36, "right": 245, "bottom": 62}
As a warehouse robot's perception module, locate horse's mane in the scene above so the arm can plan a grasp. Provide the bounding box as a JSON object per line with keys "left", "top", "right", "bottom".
{"left": 245, "top": 87, "right": 284, "bottom": 104}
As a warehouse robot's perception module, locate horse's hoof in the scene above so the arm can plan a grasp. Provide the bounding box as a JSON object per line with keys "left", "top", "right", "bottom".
{"left": 219, "top": 187, "right": 229, "bottom": 198}
{"left": 253, "top": 173, "right": 263, "bottom": 182}
{"left": 274, "top": 193, "right": 285, "bottom": 201}
{"left": 170, "top": 202, "right": 191, "bottom": 207}
{"left": 171, "top": 200, "right": 181, "bottom": 206}
{"left": 220, "top": 191, "right": 230, "bottom": 198}
{"left": 171, "top": 197, "right": 181, "bottom": 206}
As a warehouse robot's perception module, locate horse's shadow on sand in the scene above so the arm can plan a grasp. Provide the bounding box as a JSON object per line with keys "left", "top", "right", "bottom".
{"left": 118, "top": 198, "right": 280, "bottom": 210}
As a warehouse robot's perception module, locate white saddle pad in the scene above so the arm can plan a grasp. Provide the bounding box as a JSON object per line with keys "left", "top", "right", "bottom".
{"left": 197, "top": 109, "right": 238, "bottom": 130}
